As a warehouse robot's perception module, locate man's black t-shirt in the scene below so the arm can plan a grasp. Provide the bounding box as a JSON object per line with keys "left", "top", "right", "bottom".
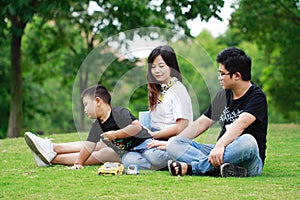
{"left": 87, "top": 107, "right": 151, "bottom": 151}
{"left": 204, "top": 84, "right": 268, "bottom": 163}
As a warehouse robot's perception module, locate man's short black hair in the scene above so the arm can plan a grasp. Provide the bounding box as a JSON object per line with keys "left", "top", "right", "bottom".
{"left": 216, "top": 47, "right": 252, "bottom": 81}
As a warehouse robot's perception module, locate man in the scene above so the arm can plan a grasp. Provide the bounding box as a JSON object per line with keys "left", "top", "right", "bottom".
{"left": 166, "top": 47, "right": 268, "bottom": 177}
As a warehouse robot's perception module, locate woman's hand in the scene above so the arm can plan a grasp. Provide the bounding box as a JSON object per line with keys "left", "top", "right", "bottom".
{"left": 147, "top": 140, "right": 167, "bottom": 150}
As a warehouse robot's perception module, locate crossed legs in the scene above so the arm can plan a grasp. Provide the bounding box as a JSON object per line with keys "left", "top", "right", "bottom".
{"left": 166, "top": 134, "right": 263, "bottom": 177}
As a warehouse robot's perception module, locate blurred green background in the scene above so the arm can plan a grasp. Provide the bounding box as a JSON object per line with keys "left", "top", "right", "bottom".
{"left": 0, "top": 0, "right": 299, "bottom": 138}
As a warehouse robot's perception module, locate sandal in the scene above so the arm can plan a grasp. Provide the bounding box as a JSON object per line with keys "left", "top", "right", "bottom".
{"left": 168, "top": 160, "right": 182, "bottom": 176}
{"left": 168, "top": 160, "right": 193, "bottom": 176}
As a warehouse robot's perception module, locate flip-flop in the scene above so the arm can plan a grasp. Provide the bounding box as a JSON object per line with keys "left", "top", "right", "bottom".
{"left": 168, "top": 160, "right": 182, "bottom": 176}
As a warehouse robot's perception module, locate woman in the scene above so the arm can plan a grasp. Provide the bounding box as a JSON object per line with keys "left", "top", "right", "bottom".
{"left": 121, "top": 45, "right": 193, "bottom": 170}
{"left": 147, "top": 45, "right": 193, "bottom": 139}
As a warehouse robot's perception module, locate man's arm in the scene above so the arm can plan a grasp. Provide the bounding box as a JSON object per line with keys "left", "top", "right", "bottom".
{"left": 71, "top": 141, "right": 96, "bottom": 170}
{"left": 208, "top": 112, "right": 256, "bottom": 168}
{"left": 178, "top": 114, "right": 214, "bottom": 139}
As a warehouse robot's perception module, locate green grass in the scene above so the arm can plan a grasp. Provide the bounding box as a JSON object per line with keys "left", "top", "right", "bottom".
{"left": 1, "top": 124, "right": 299, "bottom": 199}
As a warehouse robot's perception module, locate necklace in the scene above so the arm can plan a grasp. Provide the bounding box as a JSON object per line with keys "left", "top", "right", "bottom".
{"left": 157, "top": 77, "right": 178, "bottom": 103}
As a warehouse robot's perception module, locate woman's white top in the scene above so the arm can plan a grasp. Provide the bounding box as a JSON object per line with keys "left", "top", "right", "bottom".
{"left": 150, "top": 81, "right": 193, "bottom": 130}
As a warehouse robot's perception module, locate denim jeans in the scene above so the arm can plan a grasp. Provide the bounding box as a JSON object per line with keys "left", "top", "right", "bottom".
{"left": 121, "top": 138, "right": 170, "bottom": 170}
{"left": 166, "top": 134, "right": 263, "bottom": 176}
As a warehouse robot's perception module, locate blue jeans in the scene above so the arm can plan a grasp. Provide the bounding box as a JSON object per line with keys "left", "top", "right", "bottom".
{"left": 166, "top": 134, "right": 263, "bottom": 176}
{"left": 121, "top": 138, "right": 170, "bottom": 170}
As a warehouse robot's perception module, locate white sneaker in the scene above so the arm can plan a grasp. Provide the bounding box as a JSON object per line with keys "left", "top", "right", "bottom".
{"left": 24, "top": 131, "right": 57, "bottom": 164}
{"left": 31, "top": 150, "right": 50, "bottom": 167}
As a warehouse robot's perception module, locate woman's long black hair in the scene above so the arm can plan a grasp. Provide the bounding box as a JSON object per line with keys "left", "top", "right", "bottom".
{"left": 147, "top": 45, "right": 182, "bottom": 110}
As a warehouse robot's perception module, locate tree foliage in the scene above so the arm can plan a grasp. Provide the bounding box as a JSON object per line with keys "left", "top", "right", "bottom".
{"left": 0, "top": 0, "right": 89, "bottom": 138}
{"left": 230, "top": 0, "right": 300, "bottom": 122}
{"left": 0, "top": 0, "right": 224, "bottom": 138}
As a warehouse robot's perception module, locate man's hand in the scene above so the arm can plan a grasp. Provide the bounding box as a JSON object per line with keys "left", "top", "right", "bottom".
{"left": 208, "top": 145, "right": 225, "bottom": 168}
{"left": 70, "top": 164, "right": 84, "bottom": 170}
{"left": 146, "top": 140, "right": 167, "bottom": 150}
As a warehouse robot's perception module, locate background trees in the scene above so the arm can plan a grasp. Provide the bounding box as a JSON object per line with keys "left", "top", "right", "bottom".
{"left": 0, "top": 0, "right": 224, "bottom": 138}
{"left": 0, "top": 0, "right": 299, "bottom": 138}
{"left": 230, "top": 0, "right": 300, "bottom": 122}
{"left": 0, "top": 0, "right": 89, "bottom": 138}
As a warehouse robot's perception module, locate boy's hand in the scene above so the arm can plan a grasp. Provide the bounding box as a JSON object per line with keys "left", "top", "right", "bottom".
{"left": 102, "top": 131, "right": 117, "bottom": 141}
{"left": 70, "top": 164, "right": 84, "bottom": 170}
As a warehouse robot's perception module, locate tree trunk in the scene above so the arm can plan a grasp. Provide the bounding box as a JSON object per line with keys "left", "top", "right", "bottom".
{"left": 78, "top": 37, "right": 93, "bottom": 132}
{"left": 7, "top": 17, "right": 26, "bottom": 138}
{"left": 78, "top": 69, "right": 89, "bottom": 131}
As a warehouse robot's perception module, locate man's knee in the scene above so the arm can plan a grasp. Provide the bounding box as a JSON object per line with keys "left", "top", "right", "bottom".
{"left": 238, "top": 134, "right": 258, "bottom": 150}
{"left": 166, "top": 136, "right": 192, "bottom": 160}
{"left": 143, "top": 149, "right": 169, "bottom": 168}
{"left": 166, "top": 136, "right": 183, "bottom": 154}
{"left": 225, "top": 134, "right": 259, "bottom": 161}
{"left": 166, "top": 135, "right": 186, "bottom": 147}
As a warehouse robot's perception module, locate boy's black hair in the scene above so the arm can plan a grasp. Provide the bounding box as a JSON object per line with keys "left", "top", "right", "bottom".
{"left": 81, "top": 85, "right": 111, "bottom": 105}
{"left": 216, "top": 47, "right": 252, "bottom": 81}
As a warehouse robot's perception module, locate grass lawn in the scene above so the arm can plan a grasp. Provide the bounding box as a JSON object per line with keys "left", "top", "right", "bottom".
{"left": 1, "top": 124, "right": 299, "bottom": 199}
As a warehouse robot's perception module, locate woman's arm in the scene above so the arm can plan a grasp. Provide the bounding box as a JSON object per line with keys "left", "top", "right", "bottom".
{"left": 151, "top": 118, "right": 189, "bottom": 140}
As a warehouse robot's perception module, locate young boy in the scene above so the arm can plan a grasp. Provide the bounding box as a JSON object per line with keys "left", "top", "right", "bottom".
{"left": 25, "top": 85, "right": 167, "bottom": 170}
{"left": 167, "top": 47, "right": 268, "bottom": 177}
